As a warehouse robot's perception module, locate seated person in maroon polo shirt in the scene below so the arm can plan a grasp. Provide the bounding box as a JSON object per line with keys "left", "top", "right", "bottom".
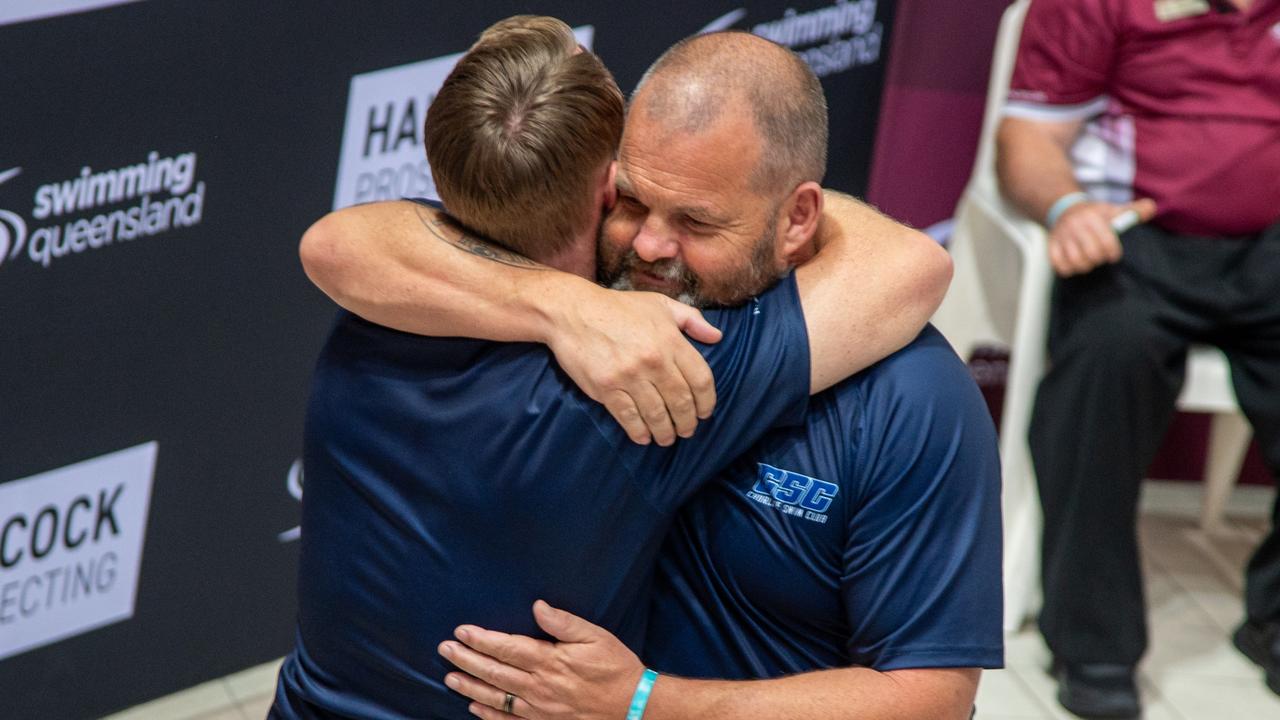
{"left": 996, "top": 0, "right": 1280, "bottom": 717}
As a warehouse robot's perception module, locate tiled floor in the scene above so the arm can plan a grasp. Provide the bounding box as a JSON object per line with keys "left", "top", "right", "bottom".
{"left": 104, "top": 480, "right": 1279, "bottom": 720}
{"left": 975, "top": 480, "right": 1280, "bottom": 720}
{"left": 101, "top": 657, "right": 279, "bottom": 720}
{"left": 101, "top": 653, "right": 280, "bottom": 717}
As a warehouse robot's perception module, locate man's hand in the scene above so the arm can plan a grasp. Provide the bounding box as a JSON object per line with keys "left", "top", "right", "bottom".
{"left": 1048, "top": 198, "right": 1156, "bottom": 277}
{"left": 546, "top": 287, "right": 721, "bottom": 446}
{"left": 438, "top": 600, "right": 644, "bottom": 720}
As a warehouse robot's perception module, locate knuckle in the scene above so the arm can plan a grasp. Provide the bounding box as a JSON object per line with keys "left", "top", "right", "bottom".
{"left": 641, "top": 405, "right": 669, "bottom": 423}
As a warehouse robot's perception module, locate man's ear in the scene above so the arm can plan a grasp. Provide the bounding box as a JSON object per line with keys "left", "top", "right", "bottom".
{"left": 601, "top": 161, "right": 619, "bottom": 209}
{"left": 777, "top": 181, "right": 823, "bottom": 264}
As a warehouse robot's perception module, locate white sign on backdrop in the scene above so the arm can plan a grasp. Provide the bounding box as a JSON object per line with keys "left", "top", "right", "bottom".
{"left": 0, "top": 0, "right": 146, "bottom": 28}
{"left": 332, "top": 26, "right": 595, "bottom": 211}
{"left": 0, "top": 442, "right": 158, "bottom": 661}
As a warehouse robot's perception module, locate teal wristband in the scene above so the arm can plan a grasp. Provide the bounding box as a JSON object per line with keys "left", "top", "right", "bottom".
{"left": 1045, "top": 191, "right": 1089, "bottom": 229}
{"left": 626, "top": 668, "right": 659, "bottom": 720}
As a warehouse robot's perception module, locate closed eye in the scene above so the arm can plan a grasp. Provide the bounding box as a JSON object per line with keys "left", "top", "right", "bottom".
{"left": 681, "top": 215, "right": 717, "bottom": 234}
{"left": 617, "top": 194, "right": 646, "bottom": 212}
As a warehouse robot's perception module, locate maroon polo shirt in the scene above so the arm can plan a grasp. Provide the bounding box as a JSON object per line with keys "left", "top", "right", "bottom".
{"left": 1005, "top": 0, "right": 1280, "bottom": 236}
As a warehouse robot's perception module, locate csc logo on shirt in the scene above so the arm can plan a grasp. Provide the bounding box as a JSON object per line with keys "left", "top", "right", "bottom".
{"left": 752, "top": 464, "right": 839, "bottom": 513}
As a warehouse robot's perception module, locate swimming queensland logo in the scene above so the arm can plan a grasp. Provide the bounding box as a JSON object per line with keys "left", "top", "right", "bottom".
{"left": 0, "top": 167, "right": 28, "bottom": 269}
{"left": 0, "top": 150, "right": 207, "bottom": 271}
{"left": 700, "top": 0, "right": 885, "bottom": 78}
{"left": 746, "top": 463, "right": 839, "bottom": 524}
{"left": 332, "top": 25, "right": 595, "bottom": 211}
{"left": 278, "top": 458, "right": 304, "bottom": 544}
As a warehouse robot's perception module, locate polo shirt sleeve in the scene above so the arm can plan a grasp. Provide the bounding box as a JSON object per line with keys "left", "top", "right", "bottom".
{"left": 840, "top": 328, "right": 1004, "bottom": 670}
{"left": 602, "top": 273, "right": 811, "bottom": 511}
{"left": 1005, "top": 0, "right": 1121, "bottom": 119}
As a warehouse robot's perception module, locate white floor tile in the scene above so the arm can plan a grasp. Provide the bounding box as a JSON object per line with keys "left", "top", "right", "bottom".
{"left": 1182, "top": 586, "right": 1247, "bottom": 635}
{"left": 1145, "top": 616, "right": 1261, "bottom": 681}
{"left": 237, "top": 693, "right": 274, "bottom": 720}
{"left": 1004, "top": 663, "right": 1190, "bottom": 720}
{"left": 191, "top": 706, "right": 247, "bottom": 720}
{"left": 1157, "top": 674, "right": 1280, "bottom": 719}
{"left": 976, "top": 668, "right": 1047, "bottom": 717}
{"left": 224, "top": 657, "right": 284, "bottom": 702}
{"left": 100, "top": 678, "right": 239, "bottom": 720}
{"left": 1149, "top": 576, "right": 1220, "bottom": 636}
{"left": 1002, "top": 627, "right": 1053, "bottom": 672}
{"left": 1003, "top": 664, "right": 1078, "bottom": 720}
{"left": 1140, "top": 481, "right": 1273, "bottom": 523}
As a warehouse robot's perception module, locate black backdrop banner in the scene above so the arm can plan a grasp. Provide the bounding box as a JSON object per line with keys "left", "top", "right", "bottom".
{"left": 0, "top": 1, "right": 893, "bottom": 716}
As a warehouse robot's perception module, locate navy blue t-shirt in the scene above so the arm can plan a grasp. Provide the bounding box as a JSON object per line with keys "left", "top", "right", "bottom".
{"left": 273, "top": 275, "right": 810, "bottom": 719}
{"left": 645, "top": 326, "right": 1004, "bottom": 678}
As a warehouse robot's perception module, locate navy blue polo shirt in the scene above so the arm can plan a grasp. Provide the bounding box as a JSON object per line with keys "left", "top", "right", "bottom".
{"left": 645, "top": 326, "right": 1004, "bottom": 677}
{"left": 273, "top": 275, "right": 810, "bottom": 719}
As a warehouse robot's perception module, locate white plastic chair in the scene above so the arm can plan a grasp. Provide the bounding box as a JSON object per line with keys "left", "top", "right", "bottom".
{"left": 932, "top": 0, "right": 1253, "bottom": 632}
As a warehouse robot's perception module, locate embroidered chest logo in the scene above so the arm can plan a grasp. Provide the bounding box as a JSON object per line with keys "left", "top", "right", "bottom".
{"left": 746, "top": 463, "right": 839, "bottom": 524}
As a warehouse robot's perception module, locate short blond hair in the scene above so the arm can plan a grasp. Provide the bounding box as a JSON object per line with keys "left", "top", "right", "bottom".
{"left": 424, "top": 16, "right": 624, "bottom": 259}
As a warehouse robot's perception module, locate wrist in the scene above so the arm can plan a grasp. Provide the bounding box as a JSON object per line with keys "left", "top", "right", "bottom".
{"left": 1044, "top": 191, "right": 1088, "bottom": 229}
{"left": 522, "top": 273, "right": 599, "bottom": 347}
{"left": 626, "top": 668, "right": 659, "bottom": 720}
{"left": 642, "top": 674, "right": 738, "bottom": 720}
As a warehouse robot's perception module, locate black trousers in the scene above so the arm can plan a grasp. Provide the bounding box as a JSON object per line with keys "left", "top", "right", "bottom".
{"left": 1030, "top": 219, "right": 1280, "bottom": 666}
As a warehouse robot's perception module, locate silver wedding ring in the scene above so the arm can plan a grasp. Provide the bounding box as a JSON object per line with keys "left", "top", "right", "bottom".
{"left": 502, "top": 692, "right": 516, "bottom": 714}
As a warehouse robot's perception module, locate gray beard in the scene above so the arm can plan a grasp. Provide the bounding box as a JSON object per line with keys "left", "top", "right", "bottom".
{"left": 598, "top": 211, "right": 781, "bottom": 308}
{"left": 604, "top": 258, "right": 701, "bottom": 306}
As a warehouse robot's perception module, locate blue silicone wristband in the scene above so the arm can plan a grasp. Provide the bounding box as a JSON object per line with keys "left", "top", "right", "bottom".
{"left": 626, "top": 668, "right": 659, "bottom": 720}
{"left": 1045, "top": 191, "right": 1089, "bottom": 229}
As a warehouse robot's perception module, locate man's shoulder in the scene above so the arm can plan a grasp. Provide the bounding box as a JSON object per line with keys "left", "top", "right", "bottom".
{"left": 869, "top": 324, "right": 963, "bottom": 373}
{"left": 827, "top": 325, "right": 968, "bottom": 401}
{"left": 836, "top": 325, "right": 995, "bottom": 458}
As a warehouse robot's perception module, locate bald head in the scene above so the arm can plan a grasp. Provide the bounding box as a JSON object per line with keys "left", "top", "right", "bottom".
{"left": 631, "top": 31, "right": 828, "bottom": 195}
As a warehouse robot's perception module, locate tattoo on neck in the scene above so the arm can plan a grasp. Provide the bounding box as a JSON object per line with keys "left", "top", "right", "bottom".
{"left": 414, "top": 205, "right": 545, "bottom": 270}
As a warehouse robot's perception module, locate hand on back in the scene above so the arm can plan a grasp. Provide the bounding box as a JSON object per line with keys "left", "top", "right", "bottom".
{"left": 439, "top": 601, "right": 643, "bottom": 720}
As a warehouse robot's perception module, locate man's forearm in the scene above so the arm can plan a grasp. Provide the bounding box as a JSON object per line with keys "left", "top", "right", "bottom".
{"left": 994, "top": 117, "right": 1084, "bottom": 223}
{"left": 798, "top": 192, "right": 952, "bottom": 393}
{"left": 645, "top": 667, "right": 979, "bottom": 720}
{"left": 300, "top": 200, "right": 725, "bottom": 444}
{"left": 300, "top": 200, "right": 588, "bottom": 343}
